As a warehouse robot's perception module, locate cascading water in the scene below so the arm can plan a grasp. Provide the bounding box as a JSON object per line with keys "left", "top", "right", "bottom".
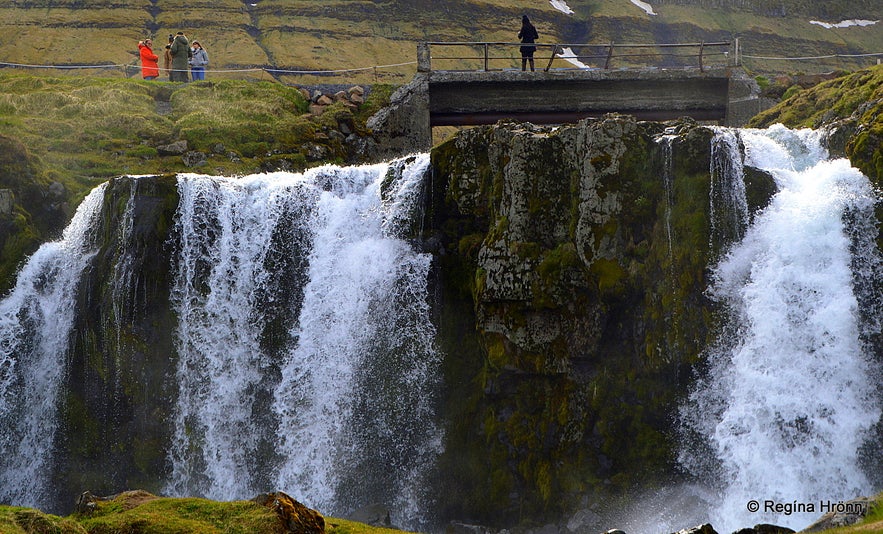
{"left": 0, "top": 184, "right": 107, "bottom": 509}
{"left": 708, "top": 127, "right": 749, "bottom": 249}
{"left": 681, "top": 125, "right": 882, "bottom": 530}
{"left": 164, "top": 155, "right": 442, "bottom": 527}
{"left": 657, "top": 134, "right": 676, "bottom": 259}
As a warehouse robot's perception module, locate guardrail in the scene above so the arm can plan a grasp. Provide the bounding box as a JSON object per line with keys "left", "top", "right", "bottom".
{"left": 418, "top": 39, "right": 739, "bottom": 73}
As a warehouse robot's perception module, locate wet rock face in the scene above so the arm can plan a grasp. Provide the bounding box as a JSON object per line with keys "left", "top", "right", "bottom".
{"left": 429, "top": 115, "right": 770, "bottom": 524}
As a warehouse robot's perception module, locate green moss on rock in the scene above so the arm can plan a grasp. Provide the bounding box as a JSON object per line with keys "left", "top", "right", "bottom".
{"left": 428, "top": 116, "right": 733, "bottom": 525}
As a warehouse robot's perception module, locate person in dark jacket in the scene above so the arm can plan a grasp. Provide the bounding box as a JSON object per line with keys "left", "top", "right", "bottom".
{"left": 169, "top": 31, "right": 191, "bottom": 82}
{"left": 518, "top": 15, "right": 539, "bottom": 71}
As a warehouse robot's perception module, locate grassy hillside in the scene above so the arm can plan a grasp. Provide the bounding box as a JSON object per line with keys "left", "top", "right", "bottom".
{"left": 0, "top": 73, "right": 392, "bottom": 293}
{"left": 0, "top": 0, "right": 880, "bottom": 84}
{"left": 748, "top": 64, "right": 883, "bottom": 183}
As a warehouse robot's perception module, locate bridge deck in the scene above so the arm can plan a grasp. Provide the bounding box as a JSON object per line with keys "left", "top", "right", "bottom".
{"left": 427, "top": 67, "right": 732, "bottom": 126}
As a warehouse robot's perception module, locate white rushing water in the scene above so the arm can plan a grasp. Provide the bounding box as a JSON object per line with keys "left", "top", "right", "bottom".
{"left": 682, "top": 125, "right": 882, "bottom": 530}
{"left": 0, "top": 184, "right": 107, "bottom": 509}
{"left": 165, "top": 155, "right": 442, "bottom": 526}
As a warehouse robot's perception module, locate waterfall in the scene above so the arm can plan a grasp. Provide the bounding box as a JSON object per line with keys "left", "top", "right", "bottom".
{"left": 165, "top": 155, "right": 442, "bottom": 526}
{"left": 657, "top": 133, "right": 676, "bottom": 259}
{"left": 681, "top": 125, "right": 882, "bottom": 530}
{"left": 0, "top": 184, "right": 107, "bottom": 509}
{"left": 708, "top": 127, "right": 749, "bottom": 250}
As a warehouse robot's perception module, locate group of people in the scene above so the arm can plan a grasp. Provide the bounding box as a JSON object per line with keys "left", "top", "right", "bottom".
{"left": 138, "top": 31, "right": 209, "bottom": 82}
{"left": 138, "top": 15, "right": 536, "bottom": 79}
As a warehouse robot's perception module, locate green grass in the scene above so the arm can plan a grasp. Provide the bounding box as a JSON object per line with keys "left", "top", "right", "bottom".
{"left": 0, "top": 492, "right": 418, "bottom": 534}
{"left": 0, "top": 72, "right": 393, "bottom": 292}
{"left": 0, "top": 73, "right": 372, "bottom": 193}
{"left": 757, "top": 64, "right": 883, "bottom": 127}
{"left": 0, "top": 506, "right": 87, "bottom": 534}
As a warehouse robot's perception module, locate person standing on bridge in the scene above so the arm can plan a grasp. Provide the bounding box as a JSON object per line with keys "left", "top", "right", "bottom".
{"left": 518, "top": 15, "right": 539, "bottom": 71}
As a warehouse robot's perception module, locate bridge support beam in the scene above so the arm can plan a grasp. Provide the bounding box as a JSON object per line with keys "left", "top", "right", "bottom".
{"left": 367, "top": 64, "right": 768, "bottom": 160}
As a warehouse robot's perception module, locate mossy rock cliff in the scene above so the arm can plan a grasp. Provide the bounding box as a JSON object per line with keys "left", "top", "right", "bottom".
{"left": 50, "top": 175, "right": 181, "bottom": 509}
{"left": 428, "top": 115, "right": 774, "bottom": 524}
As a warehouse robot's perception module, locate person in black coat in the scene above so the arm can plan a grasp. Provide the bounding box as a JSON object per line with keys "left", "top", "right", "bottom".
{"left": 518, "top": 15, "right": 539, "bottom": 71}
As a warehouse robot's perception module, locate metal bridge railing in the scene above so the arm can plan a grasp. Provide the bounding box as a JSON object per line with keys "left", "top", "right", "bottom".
{"left": 418, "top": 39, "right": 739, "bottom": 73}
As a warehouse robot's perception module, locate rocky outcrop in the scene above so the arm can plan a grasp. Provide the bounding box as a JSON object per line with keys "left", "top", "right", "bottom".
{"left": 428, "top": 115, "right": 774, "bottom": 523}
{"left": 253, "top": 492, "right": 325, "bottom": 534}
{"left": 52, "top": 175, "right": 181, "bottom": 510}
{"left": 800, "top": 497, "right": 875, "bottom": 532}
{"left": 0, "top": 134, "right": 70, "bottom": 293}
{"left": 366, "top": 74, "right": 431, "bottom": 160}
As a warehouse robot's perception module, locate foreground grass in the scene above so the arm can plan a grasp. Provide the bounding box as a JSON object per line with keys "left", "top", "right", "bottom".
{"left": 0, "top": 493, "right": 414, "bottom": 534}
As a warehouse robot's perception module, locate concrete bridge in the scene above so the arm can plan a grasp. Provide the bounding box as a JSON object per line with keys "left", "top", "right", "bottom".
{"left": 368, "top": 41, "right": 770, "bottom": 158}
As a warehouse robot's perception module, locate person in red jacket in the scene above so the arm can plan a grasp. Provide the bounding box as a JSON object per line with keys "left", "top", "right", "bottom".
{"left": 138, "top": 39, "right": 160, "bottom": 80}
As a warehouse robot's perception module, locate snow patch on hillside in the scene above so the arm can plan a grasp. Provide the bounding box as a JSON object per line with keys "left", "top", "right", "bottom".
{"left": 557, "top": 47, "right": 593, "bottom": 69}
{"left": 810, "top": 19, "right": 878, "bottom": 29}
{"left": 630, "top": 0, "right": 657, "bottom": 16}
{"left": 550, "top": 0, "right": 574, "bottom": 15}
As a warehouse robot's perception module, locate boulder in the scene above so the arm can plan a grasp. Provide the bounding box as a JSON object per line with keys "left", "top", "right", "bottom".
{"left": 182, "top": 150, "right": 207, "bottom": 167}
{"left": 800, "top": 497, "right": 874, "bottom": 532}
{"left": 48, "top": 181, "right": 65, "bottom": 197}
{"left": 733, "top": 525, "right": 794, "bottom": 534}
{"left": 74, "top": 491, "right": 103, "bottom": 515}
{"left": 156, "top": 140, "right": 188, "bottom": 156}
{"left": 670, "top": 525, "right": 718, "bottom": 534}
{"left": 253, "top": 491, "right": 325, "bottom": 534}
{"left": 347, "top": 503, "right": 391, "bottom": 527}
{"left": 447, "top": 521, "right": 498, "bottom": 534}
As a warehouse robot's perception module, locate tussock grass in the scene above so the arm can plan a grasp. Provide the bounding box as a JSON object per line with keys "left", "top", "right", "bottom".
{"left": 0, "top": 70, "right": 390, "bottom": 189}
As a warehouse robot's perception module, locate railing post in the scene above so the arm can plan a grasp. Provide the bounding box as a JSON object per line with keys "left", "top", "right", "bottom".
{"left": 604, "top": 42, "right": 615, "bottom": 69}
{"left": 484, "top": 43, "right": 489, "bottom": 71}
{"left": 699, "top": 41, "right": 705, "bottom": 72}
{"left": 544, "top": 44, "right": 558, "bottom": 72}
{"left": 417, "top": 42, "right": 431, "bottom": 72}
